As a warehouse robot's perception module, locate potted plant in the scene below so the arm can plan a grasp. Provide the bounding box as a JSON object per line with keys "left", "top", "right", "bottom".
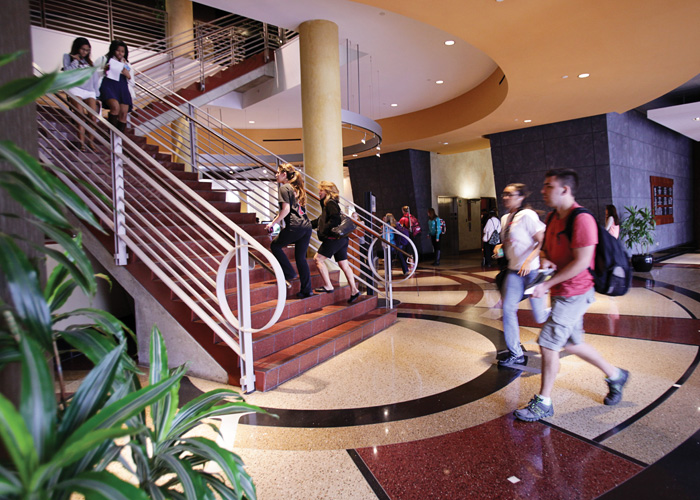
{"left": 619, "top": 205, "right": 656, "bottom": 272}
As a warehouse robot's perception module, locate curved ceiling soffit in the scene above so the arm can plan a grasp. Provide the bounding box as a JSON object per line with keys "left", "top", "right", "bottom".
{"left": 378, "top": 67, "right": 507, "bottom": 145}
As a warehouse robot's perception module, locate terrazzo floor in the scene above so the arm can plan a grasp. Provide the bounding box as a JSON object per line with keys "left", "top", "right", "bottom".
{"left": 174, "top": 253, "right": 700, "bottom": 498}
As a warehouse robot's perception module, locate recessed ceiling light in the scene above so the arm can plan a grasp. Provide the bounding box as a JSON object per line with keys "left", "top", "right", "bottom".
{"left": 443, "top": 142, "right": 448, "bottom": 145}
{"left": 248, "top": 120, "right": 255, "bottom": 124}
{"left": 578, "top": 73, "right": 590, "bottom": 78}
{"left": 562, "top": 75, "right": 569, "bottom": 79}
{"left": 444, "top": 40, "right": 455, "bottom": 46}
{"left": 390, "top": 103, "right": 398, "bottom": 107}
{"left": 524, "top": 119, "right": 532, "bottom": 123}
{"left": 693, "top": 117, "right": 700, "bottom": 121}
{"left": 353, "top": 154, "right": 358, "bottom": 157}
{"left": 436, "top": 80, "right": 444, "bottom": 85}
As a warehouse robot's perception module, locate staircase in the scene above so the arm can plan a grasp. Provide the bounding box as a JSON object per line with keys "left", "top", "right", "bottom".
{"left": 36, "top": 102, "right": 398, "bottom": 392}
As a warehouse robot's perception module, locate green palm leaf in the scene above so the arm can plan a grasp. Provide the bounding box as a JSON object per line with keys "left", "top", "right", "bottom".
{"left": 66, "top": 365, "right": 188, "bottom": 447}
{"left": 19, "top": 336, "right": 57, "bottom": 463}
{"left": 175, "top": 438, "right": 256, "bottom": 500}
{"left": 0, "top": 393, "right": 38, "bottom": 484}
{"left": 58, "top": 344, "right": 124, "bottom": 439}
{"left": 0, "top": 51, "right": 25, "bottom": 68}
{"left": 0, "top": 74, "right": 55, "bottom": 112}
{"left": 58, "top": 471, "right": 150, "bottom": 500}
{"left": 31, "top": 426, "right": 138, "bottom": 492}
{"left": 46, "top": 67, "right": 95, "bottom": 95}
{"left": 157, "top": 454, "right": 213, "bottom": 500}
{"left": 0, "top": 236, "right": 52, "bottom": 347}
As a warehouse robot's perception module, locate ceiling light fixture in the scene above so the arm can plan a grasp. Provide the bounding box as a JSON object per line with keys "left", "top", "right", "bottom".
{"left": 578, "top": 73, "right": 590, "bottom": 78}
{"left": 248, "top": 120, "right": 255, "bottom": 124}
{"left": 376, "top": 153, "right": 381, "bottom": 157}
{"left": 443, "top": 142, "right": 448, "bottom": 145}
{"left": 444, "top": 40, "right": 455, "bottom": 46}
{"left": 562, "top": 75, "right": 569, "bottom": 79}
{"left": 361, "top": 133, "right": 366, "bottom": 145}
{"left": 391, "top": 103, "right": 398, "bottom": 107}
{"left": 353, "top": 154, "right": 358, "bottom": 157}
{"left": 694, "top": 117, "right": 700, "bottom": 121}
{"left": 376, "top": 146, "right": 381, "bottom": 151}
{"left": 524, "top": 119, "right": 532, "bottom": 123}
{"left": 436, "top": 80, "right": 444, "bottom": 84}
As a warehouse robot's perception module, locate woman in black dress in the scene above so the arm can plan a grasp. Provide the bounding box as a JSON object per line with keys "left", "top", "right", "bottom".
{"left": 98, "top": 40, "right": 133, "bottom": 132}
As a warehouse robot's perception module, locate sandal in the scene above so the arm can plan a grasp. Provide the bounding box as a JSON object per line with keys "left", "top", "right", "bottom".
{"left": 314, "top": 287, "right": 334, "bottom": 293}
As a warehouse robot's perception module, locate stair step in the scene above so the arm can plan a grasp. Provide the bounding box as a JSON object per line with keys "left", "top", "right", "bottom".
{"left": 254, "top": 307, "right": 398, "bottom": 391}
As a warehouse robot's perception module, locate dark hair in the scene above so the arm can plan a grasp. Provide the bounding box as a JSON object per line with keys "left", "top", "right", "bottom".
{"left": 488, "top": 209, "right": 498, "bottom": 218}
{"left": 505, "top": 182, "right": 530, "bottom": 198}
{"left": 545, "top": 169, "right": 579, "bottom": 197}
{"left": 106, "top": 40, "right": 129, "bottom": 63}
{"left": 606, "top": 204, "right": 619, "bottom": 225}
{"left": 70, "top": 37, "right": 93, "bottom": 66}
{"left": 427, "top": 208, "right": 436, "bottom": 219}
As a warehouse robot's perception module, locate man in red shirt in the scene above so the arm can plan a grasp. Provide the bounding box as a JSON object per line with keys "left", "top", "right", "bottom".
{"left": 514, "top": 169, "right": 629, "bottom": 422}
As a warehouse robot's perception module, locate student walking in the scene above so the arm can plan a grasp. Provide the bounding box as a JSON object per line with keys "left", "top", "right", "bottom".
{"left": 494, "top": 183, "right": 550, "bottom": 367}
{"left": 514, "top": 169, "right": 630, "bottom": 422}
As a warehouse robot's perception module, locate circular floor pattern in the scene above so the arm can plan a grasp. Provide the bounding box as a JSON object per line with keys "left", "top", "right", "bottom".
{"left": 238, "top": 314, "right": 523, "bottom": 428}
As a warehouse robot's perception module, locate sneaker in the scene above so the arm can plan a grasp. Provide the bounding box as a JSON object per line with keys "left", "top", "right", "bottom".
{"left": 514, "top": 395, "right": 554, "bottom": 422}
{"left": 498, "top": 354, "right": 526, "bottom": 367}
{"left": 604, "top": 368, "right": 629, "bottom": 406}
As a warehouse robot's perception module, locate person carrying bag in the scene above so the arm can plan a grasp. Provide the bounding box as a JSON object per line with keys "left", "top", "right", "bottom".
{"left": 482, "top": 210, "right": 501, "bottom": 267}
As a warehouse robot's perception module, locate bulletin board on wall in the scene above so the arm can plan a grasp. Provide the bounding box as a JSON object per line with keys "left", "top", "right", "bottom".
{"left": 650, "top": 176, "right": 673, "bottom": 225}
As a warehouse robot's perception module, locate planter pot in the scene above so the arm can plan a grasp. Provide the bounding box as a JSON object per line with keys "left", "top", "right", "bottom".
{"left": 631, "top": 253, "right": 653, "bottom": 272}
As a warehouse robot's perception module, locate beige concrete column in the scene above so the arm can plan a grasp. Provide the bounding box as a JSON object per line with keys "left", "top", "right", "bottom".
{"left": 165, "top": 0, "right": 193, "bottom": 48}
{"left": 299, "top": 20, "right": 344, "bottom": 193}
{"left": 165, "top": 0, "right": 194, "bottom": 167}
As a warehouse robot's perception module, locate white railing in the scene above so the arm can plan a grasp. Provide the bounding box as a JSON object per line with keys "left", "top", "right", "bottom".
{"left": 129, "top": 69, "right": 418, "bottom": 304}
{"left": 130, "top": 13, "right": 296, "bottom": 103}
{"left": 35, "top": 89, "right": 286, "bottom": 393}
{"left": 30, "top": 0, "right": 168, "bottom": 48}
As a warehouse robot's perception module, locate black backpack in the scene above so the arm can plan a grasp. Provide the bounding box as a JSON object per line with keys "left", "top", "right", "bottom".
{"left": 545, "top": 208, "right": 631, "bottom": 296}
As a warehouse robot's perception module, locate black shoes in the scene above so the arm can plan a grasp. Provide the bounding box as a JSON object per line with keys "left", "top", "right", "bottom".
{"left": 314, "top": 287, "right": 334, "bottom": 293}
{"left": 296, "top": 290, "right": 314, "bottom": 299}
{"left": 498, "top": 354, "right": 526, "bottom": 367}
{"left": 604, "top": 368, "right": 629, "bottom": 405}
{"left": 347, "top": 291, "right": 361, "bottom": 304}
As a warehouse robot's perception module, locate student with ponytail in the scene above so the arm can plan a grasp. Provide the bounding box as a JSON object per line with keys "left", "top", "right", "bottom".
{"left": 266, "top": 163, "right": 314, "bottom": 298}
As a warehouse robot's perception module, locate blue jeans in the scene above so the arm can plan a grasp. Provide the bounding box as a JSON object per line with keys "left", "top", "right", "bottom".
{"left": 502, "top": 269, "right": 549, "bottom": 357}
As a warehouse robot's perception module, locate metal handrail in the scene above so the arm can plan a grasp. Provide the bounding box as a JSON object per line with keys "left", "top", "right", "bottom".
{"left": 130, "top": 13, "right": 296, "bottom": 100}
{"left": 29, "top": 0, "right": 167, "bottom": 48}
{"left": 129, "top": 64, "right": 418, "bottom": 301}
{"left": 35, "top": 87, "right": 286, "bottom": 393}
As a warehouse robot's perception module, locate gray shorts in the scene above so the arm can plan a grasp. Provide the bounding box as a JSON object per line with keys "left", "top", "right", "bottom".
{"left": 538, "top": 288, "right": 595, "bottom": 351}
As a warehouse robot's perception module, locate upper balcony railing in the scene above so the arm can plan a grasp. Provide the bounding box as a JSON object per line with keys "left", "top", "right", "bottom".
{"left": 30, "top": 0, "right": 168, "bottom": 48}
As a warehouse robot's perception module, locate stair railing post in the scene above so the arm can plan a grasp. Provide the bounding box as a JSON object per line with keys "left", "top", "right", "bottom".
{"left": 110, "top": 130, "right": 128, "bottom": 265}
{"left": 188, "top": 104, "right": 198, "bottom": 172}
{"left": 383, "top": 241, "right": 393, "bottom": 308}
{"left": 197, "top": 34, "right": 205, "bottom": 92}
{"left": 262, "top": 22, "right": 270, "bottom": 62}
{"left": 235, "top": 233, "right": 256, "bottom": 393}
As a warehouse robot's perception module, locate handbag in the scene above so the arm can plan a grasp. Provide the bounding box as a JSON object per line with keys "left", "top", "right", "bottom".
{"left": 330, "top": 212, "right": 356, "bottom": 237}
{"left": 487, "top": 228, "right": 500, "bottom": 245}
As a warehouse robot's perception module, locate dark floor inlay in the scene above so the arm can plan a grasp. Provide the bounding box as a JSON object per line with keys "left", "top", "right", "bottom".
{"left": 240, "top": 314, "right": 521, "bottom": 428}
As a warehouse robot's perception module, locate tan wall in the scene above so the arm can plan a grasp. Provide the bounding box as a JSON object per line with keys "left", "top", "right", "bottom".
{"left": 430, "top": 149, "right": 495, "bottom": 204}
